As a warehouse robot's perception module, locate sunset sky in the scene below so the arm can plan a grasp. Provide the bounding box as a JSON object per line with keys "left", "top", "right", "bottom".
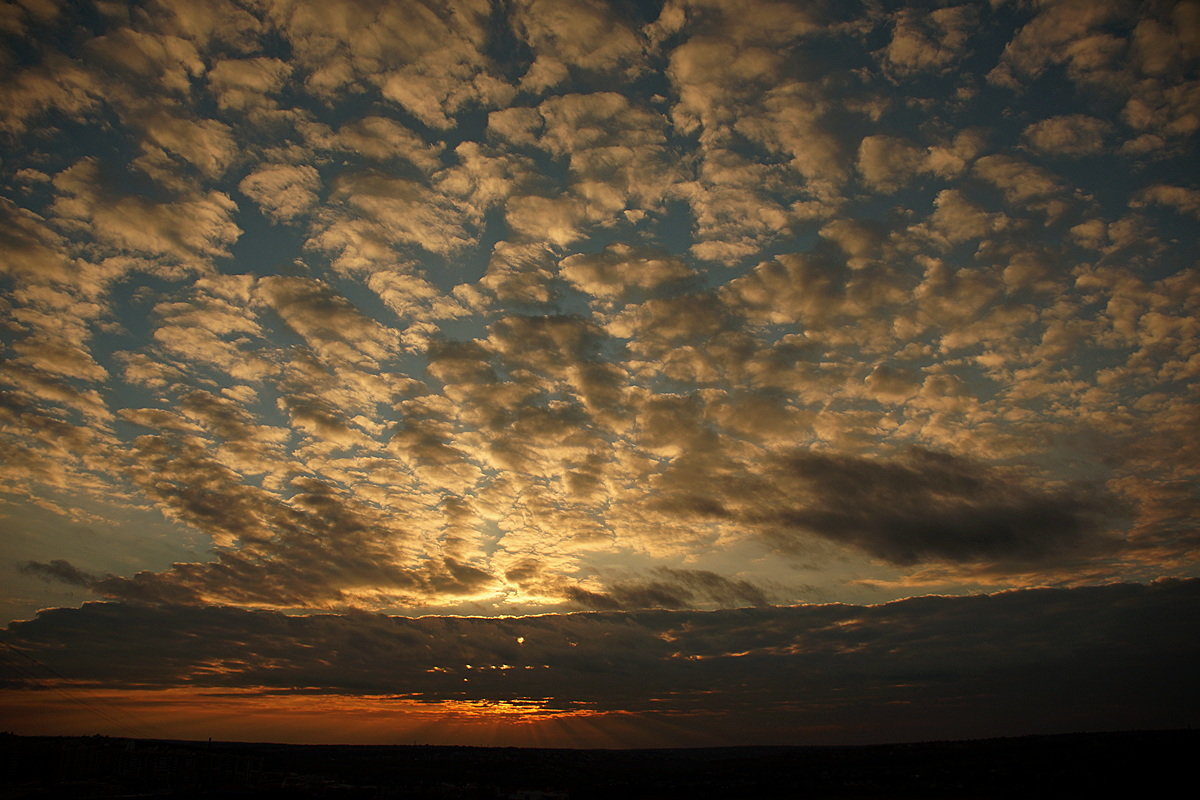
{"left": 1, "top": 0, "right": 1197, "bottom": 747}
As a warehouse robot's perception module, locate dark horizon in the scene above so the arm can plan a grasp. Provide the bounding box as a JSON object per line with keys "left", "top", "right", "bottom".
{"left": 4, "top": 729, "right": 1196, "bottom": 798}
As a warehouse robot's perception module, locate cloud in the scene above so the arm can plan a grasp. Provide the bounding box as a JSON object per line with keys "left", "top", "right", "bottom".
{"left": 365, "top": 268, "right": 469, "bottom": 327}
{"left": 178, "top": 388, "right": 289, "bottom": 464}
{"left": 988, "top": 0, "right": 1128, "bottom": 88}
{"left": 511, "top": 0, "right": 644, "bottom": 91}
{"left": 559, "top": 243, "right": 694, "bottom": 300}
{"left": 0, "top": 0, "right": 1197, "bottom": 663}
{"left": 10, "top": 337, "right": 108, "bottom": 383}
{"left": 0, "top": 52, "right": 104, "bottom": 134}
{"left": 0, "top": 362, "right": 114, "bottom": 423}
{"left": 239, "top": 164, "right": 321, "bottom": 223}
{"left": 0, "top": 200, "right": 75, "bottom": 285}
{"left": 1131, "top": 184, "right": 1200, "bottom": 218}
{"left": 333, "top": 116, "right": 442, "bottom": 172}
{"left": 856, "top": 135, "right": 927, "bottom": 193}
{"left": 436, "top": 142, "right": 535, "bottom": 224}
{"left": 536, "top": 93, "right": 663, "bottom": 155}
{"left": 257, "top": 276, "right": 399, "bottom": 367}
{"left": 0, "top": 0, "right": 60, "bottom": 38}
{"left": 925, "top": 128, "right": 987, "bottom": 178}
{"left": 661, "top": 0, "right": 820, "bottom": 48}
{"left": 928, "top": 188, "right": 1006, "bottom": 243}
{"left": 682, "top": 153, "right": 794, "bottom": 261}
{"left": 321, "top": 171, "right": 476, "bottom": 256}
{"left": 610, "top": 292, "right": 736, "bottom": 360}
{"left": 754, "top": 448, "right": 1121, "bottom": 567}
{"left": 666, "top": 37, "right": 783, "bottom": 139}
{"left": 82, "top": 26, "right": 204, "bottom": 95}
{"left": 721, "top": 252, "right": 860, "bottom": 330}
{"left": 207, "top": 57, "right": 292, "bottom": 111}
{"left": 19, "top": 559, "right": 97, "bottom": 587}
{"left": 735, "top": 85, "right": 848, "bottom": 193}
{"left": 134, "top": 0, "right": 267, "bottom": 53}
{"left": 149, "top": 281, "right": 274, "bottom": 381}
{"left": 531, "top": 92, "right": 684, "bottom": 217}
{"left": 278, "top": 393, "right": 368, "bottom": 446}
{"left": 1022, "top": 114, "right": 1111, "bottom": 156}
{"left": 505, "top": 194, "right": 593, "bottom": 247}
{"left": 1130, "top": 3, "right": 1200, "bottom": 76}
{"left": 264, "top": 0, "right": 504, "bottom": 126}
{"left": 882, "top": 5, "right": 976, "bottom": 77}
{"left": 973, "top": 155, "right": 1063, "bottom": 206}
{"left": 134, "top": 113, "right": 239, "bottom": 181}
{"left": 566, "top": 567, "right": 770, "bottom": 610}
{"left": 62, "top": 428, "right": 498, "bottom": 608}
{"left": 863, "top": 364, "right": 921, "bottom": 402}
{"left": 488, "top": 107, "right": 543, "bottom": 147}
{"left": 52, "top": 159, "right": 242, "bottom": 266}
{"left": 2, "top": 580, "right": 1196, "bottom": 740}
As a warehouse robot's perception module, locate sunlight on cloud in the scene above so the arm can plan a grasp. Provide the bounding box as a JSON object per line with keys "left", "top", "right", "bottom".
{"left": 0, "top": 0, "right": 1197, "bottom": 746}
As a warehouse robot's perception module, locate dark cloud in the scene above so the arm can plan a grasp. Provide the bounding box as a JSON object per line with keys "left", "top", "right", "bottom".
{"left": 567, "top": 568, "right": 770, "bottom": 610}
{"left": 19, "top": 560, "right": 96, "bottom": 587}
{"left": 754, "top": 448, "right": 1123, "bottom": 566}
{"left": 2, "top": 581, "right": 1195, "bottom": 741}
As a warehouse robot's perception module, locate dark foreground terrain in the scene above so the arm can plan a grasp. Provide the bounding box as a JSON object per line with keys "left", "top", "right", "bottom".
{"left": 0, "top": 729, "right": 1193, "bottom": 799}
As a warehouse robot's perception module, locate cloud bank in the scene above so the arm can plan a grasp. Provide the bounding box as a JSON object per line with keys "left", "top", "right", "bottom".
{"left": 2, "top": 580, "right": 1195, "bottom": 745}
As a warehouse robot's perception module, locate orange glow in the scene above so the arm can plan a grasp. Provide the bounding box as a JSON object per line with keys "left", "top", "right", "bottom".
{"left": 0, "top": 686, "right": 699, "bottom": 748}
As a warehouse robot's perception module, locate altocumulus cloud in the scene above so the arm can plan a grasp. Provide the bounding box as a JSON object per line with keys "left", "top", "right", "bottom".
{"left": 0, "top": 0, "right": 1198, "bottom": 746}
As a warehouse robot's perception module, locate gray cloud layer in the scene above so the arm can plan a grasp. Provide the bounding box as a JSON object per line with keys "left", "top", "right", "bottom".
{"left": 2, "top": 580, "right": 1196, "bottom": 742}
{"left": 758, "top": 448, "right": 1121, "bottom": 565}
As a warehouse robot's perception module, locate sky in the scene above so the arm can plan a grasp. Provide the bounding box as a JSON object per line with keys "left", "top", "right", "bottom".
{"left": 0, "top": 0, "right": 1197, "bottom": 747}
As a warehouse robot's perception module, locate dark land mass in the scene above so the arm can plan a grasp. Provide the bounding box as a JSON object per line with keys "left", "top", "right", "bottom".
{"left": 0, "top": 729, "right": 1193, "bottom": 799}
